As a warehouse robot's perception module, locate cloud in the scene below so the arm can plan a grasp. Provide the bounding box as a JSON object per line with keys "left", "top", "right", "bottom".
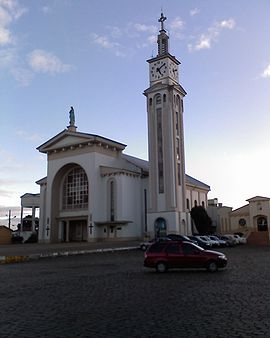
{"left": 15, "top": 129, "right": 43, "bottom": 142}
{"left": 190, "top": 8, "right": 200, "bottom": 17}
{"left": 91, "top": 21, "right": 159, "bottom": 57}
{"left": 261, "top": 65, "right": 270, "bottom": 78}
{"left": 134, "top": 23, "right": 156, "bottom": 34}
{"left": 41, "top": 6, "right": 51, "bottom": 14}
{"left": 189, "top": 18, "right": 236, "bottom": 51}
{"left": 28, "top": 49, "right": 72, "bottom": 74}
{"left": 91, "top": 33, "right": 126, "bottom": 57}
{"left": 0, "top": 0, "right": 27, "bottom": 45}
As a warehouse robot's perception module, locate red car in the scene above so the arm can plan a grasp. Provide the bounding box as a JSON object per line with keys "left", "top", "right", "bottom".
{"left": 144, "top": 241, "right": 227, "bottom": 273}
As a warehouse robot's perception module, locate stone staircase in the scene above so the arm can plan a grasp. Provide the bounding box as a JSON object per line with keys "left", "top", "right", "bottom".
{"left": 247, "top": 231, "right": 270, "bottom": 245}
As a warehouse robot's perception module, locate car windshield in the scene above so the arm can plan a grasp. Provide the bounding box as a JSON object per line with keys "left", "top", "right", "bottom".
{"left": 184, "top": 242, "right": 204, "bottom": 251}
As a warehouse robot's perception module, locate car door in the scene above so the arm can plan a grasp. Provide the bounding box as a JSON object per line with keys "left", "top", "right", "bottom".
{"left": 181, "top": 242, "right": 206, "bottom": 268}
{"left": 164, "top": 242, "right": 185, "bottom": 268}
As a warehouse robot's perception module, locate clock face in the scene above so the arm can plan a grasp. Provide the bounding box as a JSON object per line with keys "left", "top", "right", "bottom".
{"left": 150, "top": 60, "right": 168, "bottom": 80}
{"left": 169, "top": 61, "right": 178, "bottom": 80}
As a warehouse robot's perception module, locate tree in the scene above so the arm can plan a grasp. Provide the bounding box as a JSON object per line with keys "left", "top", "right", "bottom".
{"left": 190, "top": 206, "right": 215, "bottom": 235}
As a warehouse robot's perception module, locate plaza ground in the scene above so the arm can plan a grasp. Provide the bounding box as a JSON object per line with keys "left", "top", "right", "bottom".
{"left": 1, "top": 245, "right": 270, "bottom": 337}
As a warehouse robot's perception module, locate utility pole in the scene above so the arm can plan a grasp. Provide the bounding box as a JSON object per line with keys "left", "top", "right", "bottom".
{"left": 8, "top": 209, "right": 11, "bottom": 229}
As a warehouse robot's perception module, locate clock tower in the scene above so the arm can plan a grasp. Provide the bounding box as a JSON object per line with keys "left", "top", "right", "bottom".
{"left": 144, "top": 13, "right": 188, "bottom": 237}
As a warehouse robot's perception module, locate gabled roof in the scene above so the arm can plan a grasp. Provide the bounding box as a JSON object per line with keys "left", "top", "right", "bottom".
{"left": 231, "top": 204, "right": 249, "bottom": 215}
{"left": 246, "top": 196, "right": 270, "bottom": 202}
{"left": 37, "top": 129, "right": 126, "bottom": 154}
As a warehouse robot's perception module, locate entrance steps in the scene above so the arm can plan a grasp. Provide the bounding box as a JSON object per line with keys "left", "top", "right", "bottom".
{"left": 247, "top": 231, "right": 270, "bottom": 245}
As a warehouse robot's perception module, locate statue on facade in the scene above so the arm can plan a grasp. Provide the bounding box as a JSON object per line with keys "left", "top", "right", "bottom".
{"left": 69, "top": 106, "right": 75, "bottom": 126}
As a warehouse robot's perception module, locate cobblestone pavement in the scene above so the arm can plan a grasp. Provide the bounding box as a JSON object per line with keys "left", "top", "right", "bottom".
{"left": 1, "top": 245, "right": 270, "bottom": 338}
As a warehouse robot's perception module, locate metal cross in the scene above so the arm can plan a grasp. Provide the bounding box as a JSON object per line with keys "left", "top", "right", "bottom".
{"left": 158, "top": 12, "right": 167, "bottom": 31}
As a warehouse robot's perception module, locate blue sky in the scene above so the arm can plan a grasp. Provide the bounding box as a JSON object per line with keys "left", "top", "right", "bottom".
{"left": 1, "top": 0, "right": 270, "bottom": 225}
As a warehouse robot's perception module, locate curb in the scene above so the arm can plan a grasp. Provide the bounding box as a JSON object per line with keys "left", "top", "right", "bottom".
{"left": 0, "top": 246, "right": 139, "bottom": 264}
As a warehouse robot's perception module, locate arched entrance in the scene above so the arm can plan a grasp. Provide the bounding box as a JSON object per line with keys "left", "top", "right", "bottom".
{"left": 257, "top": 217, "right": 268, "bottom": 231}
{"left": 154, "top": 217, "right": 167, "bottom": 238}
{"left": 51, "top": 164, "right": 89, "bottom": 242}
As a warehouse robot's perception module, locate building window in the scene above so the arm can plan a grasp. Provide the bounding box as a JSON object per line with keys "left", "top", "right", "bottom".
{"left": 109, "top": 180, "right": 115, "bottom": 221}
{"left": 163, "top": 94, "right": 166, "bottom": 102}
{"left": 175, "top": 111, "right": 179, "bottom": 136}
{"left": 149, "top": 98, "right": 152, "bottom": 106}
{"left": 181, "top": 98, "right": 184, "bottom": 112}
{"left": 156, "top": 107, "right": 164, "bottom": 193}
{"left": 62, "top": 167, "right": 88, "bottom": 210}
{"left": 186, "top": 198, "right": 190, "bottom": 210}
{"left": 155, "top": 94, "right": 161, "bottom": 105}
{"left": 177, "top": 163, "right": 181, "bottom": 186}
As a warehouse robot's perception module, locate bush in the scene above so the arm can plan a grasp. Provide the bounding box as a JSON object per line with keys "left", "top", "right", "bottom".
{"left": 11, "top": 235, "right": 24, "bottom": 244}
{"left": 24, "top": 233, "right": 38, "bottom": 243}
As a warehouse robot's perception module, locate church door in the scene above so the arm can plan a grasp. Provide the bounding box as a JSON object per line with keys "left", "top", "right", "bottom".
{"left": 257, "top": 217, "right": 268, "bottom": 231}
{"left": 154, "top": 217, "right": 167, "bottom": 238}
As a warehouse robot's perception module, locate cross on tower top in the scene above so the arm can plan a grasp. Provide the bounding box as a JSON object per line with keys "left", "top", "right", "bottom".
{"left": 158, "top": 12, "right": 167, "bottom": 32}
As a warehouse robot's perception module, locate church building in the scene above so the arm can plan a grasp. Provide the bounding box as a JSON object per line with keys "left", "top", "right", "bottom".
{"left": 27, "top": 14, "right": 210, "bottom": 243}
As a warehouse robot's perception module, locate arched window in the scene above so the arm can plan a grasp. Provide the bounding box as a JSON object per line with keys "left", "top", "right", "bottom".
{"left": 155, "top": 217, "right": 167, "bottom": 237}
{"left": 155, "top": 94, "right": 161, "bottom": 105}
{"left": 109, "top": 180, "right": 115, "bottom": 221}
{"left": 257, "top": 217, "right": 268, "bottom": 231}
{"left": 163, "top": 94, "right": 166, "bottom": 102}
{"left": 62, "top": 167, "right": 88, "bottom": 210}
{"left": 186, "top": 198, "right": 190, "bottom": 210}
{"left": 149, "top": 98, "right": 152, "bottom": 106}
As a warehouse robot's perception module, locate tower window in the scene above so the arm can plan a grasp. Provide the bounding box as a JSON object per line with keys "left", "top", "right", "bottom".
{"left": 156, "top": 108, "right": 164, "bottom": 193}
{"left": 163, "top": 94, "right": 166, "bottom": 102}
{"left": 175, "top": 111, "right": 179, "bottom": 136}
{"left": 155, "top": 94, "right": 161, "bottom": 105}
{"left": 177, "top": 163, "right": 181, "bottom": 186}
{"left": 149, "top": 98, "right": 152, "bottom": 106}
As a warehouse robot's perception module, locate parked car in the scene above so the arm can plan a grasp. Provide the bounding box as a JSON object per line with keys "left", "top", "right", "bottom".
{"left": 189, "top": 235, "right": 212, "bottom": 249}
{"left": 144, "top": 241, "right": 227, "bottom": 273}
{"left": 167, "top": 234, "right": 198, "bottom": 245}
{"left": 218, "top": 235, "right": 235, "bottom": 247}
{"left": 209, "top": 235, "right": 227, "bottom": 247}
{"left": 140, "top": 237, "right": 170, "bottom": 251}
{"left": 224, "top": 234, "right": 239, "bottom": 245}
{"left": 233, "top": 234, "right": 247, "bottom": 244}
{"left": 198, "top": 235, "right": 217, "bottom": 247}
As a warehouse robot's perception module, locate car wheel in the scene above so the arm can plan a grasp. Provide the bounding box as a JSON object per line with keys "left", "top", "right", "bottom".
{"left": 140, "top": 244, "right": 146, "bottom": 251}
{"left": 156, "top": 262, "right": 167, "bottom": 273}
{"left": 207, "top": 260, "right": 218, "bottom": 272}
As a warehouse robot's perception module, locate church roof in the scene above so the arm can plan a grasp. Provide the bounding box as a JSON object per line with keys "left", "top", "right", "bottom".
{"left": 246, "top": 196, "right": 270, "bottom": 202}
{"left": 123, "top": 153, "right": 210, "bottom": 190}
{"left": 185, "top": 174, "right": 211, "bottom": 190}
{"left": 37, "top": 129, "right": 126, "bottom": 153}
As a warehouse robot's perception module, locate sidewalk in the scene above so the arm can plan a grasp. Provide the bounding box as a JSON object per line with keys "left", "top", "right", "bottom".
{"left": 0, "top": 240, "right": 141, "bottom": 264}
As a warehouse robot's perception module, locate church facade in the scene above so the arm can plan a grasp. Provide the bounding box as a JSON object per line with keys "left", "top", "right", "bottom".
{"left": 33, "top": 15, "right": 210, "bottom": 243}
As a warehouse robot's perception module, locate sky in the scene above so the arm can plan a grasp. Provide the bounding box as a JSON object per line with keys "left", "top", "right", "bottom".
{"left": 1, "top": 0, "right": 270, "bottom": 227}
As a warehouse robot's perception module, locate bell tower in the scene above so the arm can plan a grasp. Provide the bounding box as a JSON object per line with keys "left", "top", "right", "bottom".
{"left": 144, "top": 13, "right": 188, "bottom": 237}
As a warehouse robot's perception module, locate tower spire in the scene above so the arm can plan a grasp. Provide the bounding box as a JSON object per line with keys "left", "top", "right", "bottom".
{"left": 158, "top": 12, "right": 167, "bottom": 32}
{"left": 157, "top": 12, "right": 169, "bottom": 56}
